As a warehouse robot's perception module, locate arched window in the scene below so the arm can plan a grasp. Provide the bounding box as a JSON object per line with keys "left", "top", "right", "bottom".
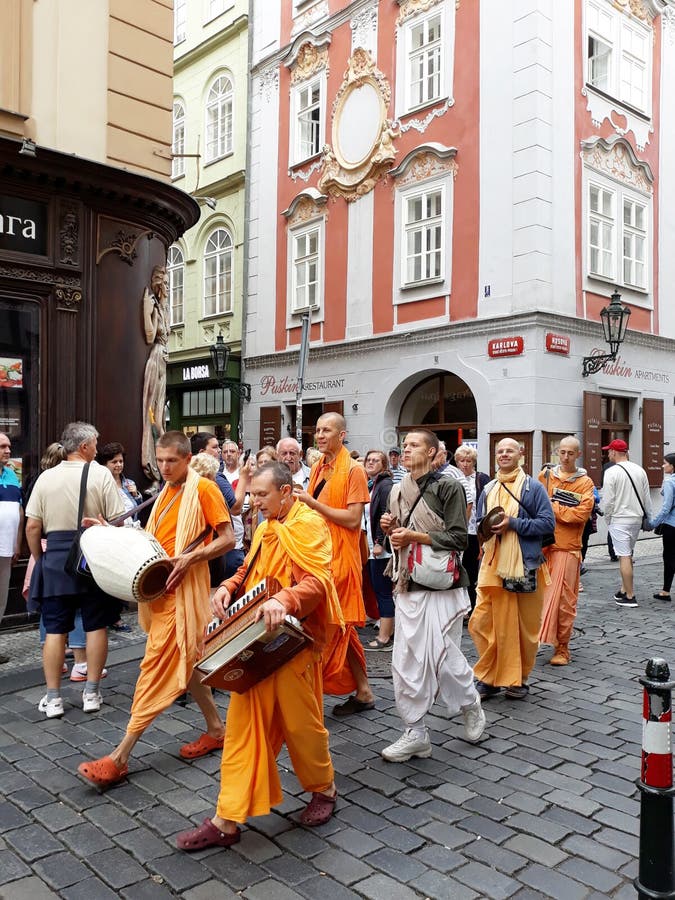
{"left": 205, "top": 75, "right": 233, "bottom": 162}
{"left": 172, "top": 100, "right": 185, "bottom": 179}
{"left": 203, "top": 228, "right": 233, "bottom": 316}
{"left": 167, "top": 245, "right": 184, "bottom": 325}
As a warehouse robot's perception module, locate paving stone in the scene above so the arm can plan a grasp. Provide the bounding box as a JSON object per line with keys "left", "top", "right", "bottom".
{"left": 373, "top": 824, "right": 426, "bottom": 853}
{"left": 247, "top": 811, "right": 295, "bottom": 837}
{"left": 542, "top": 804, "right": 601, "bottom": 836}
{"left": 313, "top": 848, "right": 375, "bottom": 884}
{"left": 498, "top": 791, "right": 547, "bottom": 815}
{"left": 593, "top": 806, "right": 640, "bottom": 835}
{"left": 593, "top": 826, "right": 639, "bottom": 856}
{"left": 558, "top": 856, "right": 623, "bottom": 892}
{"left": 463, "top": 795, "right": 515, "bottom": 822}
{"left": 416, "top": 869, "right": 479, "bottom": 899}
{"left": 148, "top": 852, "right": 212, "bottom": 892}
{"left": 4, "top": 787, "right": 55, "bottom": 812}
{"left": 0, "top": 803, "right": 30, "bottom": 832}
{"left": 3, "top": 824, "right": 65, "bottom": 863}
{"left": 183, "top": 879, "right": 240, "bottom": 900}
{"left": 349, "top": 787, "right": 396, "bottom": 814}
{"left": 542, "top": 788, "right": 601, "bottom": 816}
{"left": 518, "top": 862, "right": 590, "bottom": 899}
{"left": 326, "top": 828, "right": 384, "bottom": 858}
{"left": 395, "top": 786, "right": 432, "bottom": 807}
{"left": 503, "top": 834, "right": 568, "bottom": 867}
{"left": 242, "top": 879, "right": 307, "bottom": 900}
{"left": 60, "top": 822, "right": 115, "bottom": 856}
{"left": 456, "top": 814, "right": 515, "bottom": 844}
{"left": 352, "top": 873, "right": 423, "bottom": 900}
{"left": 60, "top": 876, "right": 120, "bottom": 900}
{"left": 262, "top": 853, "right": 316, "bottom": 884}
{"left": 137, "top": 804, "right": 192, "bottom": 836}
{"left": 504, "top": 811, "right": 572, "bottom": 844}
{"left": 119, "top": 879, "right": 177, "bottom": 900}
{"left": 31, "top": 852, "right": 91, "bottom": 890}
{"left": 203, "top": 849, "right": 267, "bottom": 891}
{"left": 418, "top": 821, "right": 473, "bottom": 850}
{"left": 561, "top": 833, "right": 631, "bottom": 870}
{"left": 431, "top": 783, "right": 476, "bottom": 806}
{"left": 382, "top": 804, "right": 433, "bottom": 830}
{"left": 334, "top": 805, "right": 389, "bottom": 834}
{"left": 462, "top": 838, "right": 527, "bottom": 876}
{"left": 0, "top": 875, "right": 59, "bottom": 898}
{"left": 296, "top": 876, "right": 361, "bottom": 900}
{"left": 0, "top": 850, "right": 31, "bottom": 885}
{"left": 114, "top": 826, "right": 175, "bottom": 864}
{"left": 84, "top": 803, "right": 138, "bottom": 837}
{"left": 452, "top": 860, "right": 520, "bottom": 899}
{"left": 86, "top": 847, "right": 148, "bottom": 890}
{"left": 276, "top": 827, "right": 330, "bottom": 858}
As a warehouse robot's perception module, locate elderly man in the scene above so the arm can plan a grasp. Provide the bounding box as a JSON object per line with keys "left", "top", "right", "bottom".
{"left": 277, "top": 437, "right": 310, "bottom": 490}
{"left": 388, "top": 448, "right": 407, "bottom": 485}
{"left": 176, "top": 462, "right": 343, "bottom": 852}
{"left": 77, "top": 431, "right": 234, "bottom": 788}
{"left": 295, "top": 413, "right": 375, "bottom": 715}
{"left": 0, "top": 432, "right": 23, "bottom": 661}
{"left": 600, "top": 438, "right": 651, "bottom": 607}
{"left": 25, "top": 422, "right": 125, "bottom": 717}
{"left": 538, "top": 437, "right": 595, "bottom": 665}
{"left": 469, "top": 438, "right": 555, "bottom": 701}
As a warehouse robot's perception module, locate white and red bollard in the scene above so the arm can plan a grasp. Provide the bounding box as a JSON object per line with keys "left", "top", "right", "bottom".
{"left": 635, "top": 657, "right": 675, "bottom": 899}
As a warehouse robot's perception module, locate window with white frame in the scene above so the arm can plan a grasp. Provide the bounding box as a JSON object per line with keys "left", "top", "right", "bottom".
{"left": 172, "top": 100, "right": 185, "bottom": 180}
{"left": 205, "top": 0, "right": 227, "bottom": 23}
{"left": 174, "top": 0, "right": 186, "bottom": 44}
{"left": 205, "top": 75, "right": 233, "bottom": 163}
{"left": 396, "top": 4, "right": 454, "bottom": 117}
{"left": 291, "top": 77, "right": 323, "bottom": 165}
{"left": 587, "top": 179, "right": 648, "bottom": 291}
{"left": 403, "top": 187, "right": 444, "bottom": 286}
{"left": 167, "top": 245, "right": 184, "bottom": 325}
{"left": 289, "top": 221, "right": 323, "bottom": 313}
{"left": 586, "top": 0, "right": 650, "bottom": 114}
{"left": 203, "top": 228, "right": 233, "bottom": 316}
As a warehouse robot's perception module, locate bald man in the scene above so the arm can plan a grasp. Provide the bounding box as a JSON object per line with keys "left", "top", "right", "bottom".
{"left": 295, "top": 413, "right": 375, "bottom": 715}
{"left": 469, "top": 438, "right": 554, "bottom": 701}
{"left": 537, "top": 437, "right": 594, "bottom": 666}
{"left": 276, "top": 437, "right": 310, "bottom": 490}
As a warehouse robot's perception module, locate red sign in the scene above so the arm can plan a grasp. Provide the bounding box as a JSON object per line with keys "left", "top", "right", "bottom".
{"left": 545, "top": 333, "right": 570, "bottom": 354}
{"left": 487, "top": 336, "right": 524, "bottom": 358}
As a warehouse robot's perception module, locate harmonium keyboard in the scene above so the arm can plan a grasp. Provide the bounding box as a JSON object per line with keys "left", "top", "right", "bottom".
{"left": 195, "top": 577, "right": 313, "bottom": 693}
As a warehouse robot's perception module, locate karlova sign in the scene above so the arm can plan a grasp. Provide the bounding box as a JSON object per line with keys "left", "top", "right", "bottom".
{"left": 487, "top": 336, "right": 524, "bottom": 358}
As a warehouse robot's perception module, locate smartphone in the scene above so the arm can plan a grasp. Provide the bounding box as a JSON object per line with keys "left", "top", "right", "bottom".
{"left": 243, "top": 448, "right": 251, "bottom": 463}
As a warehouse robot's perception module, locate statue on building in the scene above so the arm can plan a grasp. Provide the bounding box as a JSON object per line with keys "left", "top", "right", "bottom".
{"left": 141, "top": 265, "right": 170, "bottom": 487}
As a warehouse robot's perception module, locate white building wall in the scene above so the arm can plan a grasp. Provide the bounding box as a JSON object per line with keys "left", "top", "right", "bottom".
{"left": 658, "top": 14, "right": 675, "bottom": 339}
{"left": 345, "top": 193, "right": 374, "bottom": 341}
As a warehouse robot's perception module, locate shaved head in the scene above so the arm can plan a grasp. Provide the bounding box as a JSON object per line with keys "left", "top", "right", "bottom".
{"left": 317, "top": 412, "right": 346, "bottom": 432}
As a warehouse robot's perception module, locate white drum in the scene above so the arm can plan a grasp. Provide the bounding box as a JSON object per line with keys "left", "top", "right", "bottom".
{"left": 79, "top": 526, "right": 174, "bottom": 603}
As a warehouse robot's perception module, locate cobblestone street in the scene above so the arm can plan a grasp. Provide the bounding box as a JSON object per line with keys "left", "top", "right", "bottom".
{"left": 0, "top": 540, "right": 673, "bottom": 899}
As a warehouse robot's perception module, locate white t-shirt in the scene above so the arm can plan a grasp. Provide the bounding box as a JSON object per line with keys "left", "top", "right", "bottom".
{"left": 223, "top": 467, "right": 244, "bottom": 549}
{"left": 26, "top": 461, "right": 124, "bottom": 532}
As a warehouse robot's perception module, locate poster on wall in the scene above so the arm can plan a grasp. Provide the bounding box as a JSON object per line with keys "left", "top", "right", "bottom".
{"left": 0, "top": 358, "right": 22, "bottom": 389}
{"left": 8, "top": 458, "right": 22, "bottom": 484}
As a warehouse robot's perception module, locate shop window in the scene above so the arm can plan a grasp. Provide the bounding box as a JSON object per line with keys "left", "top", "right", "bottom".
{"left": 0, "top": 300, "right": 39, "bottom": 485}
{"left": 585, "top": 0, "right": 650, "bottom": 115}
{"left": 203, "top": 227, "right": 233, "bottom": 316}
{"left": 398, "top": 373, "right": 477, "bottom": 456}
{"left": 167, "top": 245, "right": 184, "bottom": 326}
{"left": 181, "top": 387, "right": 231, "bottom": 418}
{"left": 172, "top": 100, "right": 186, "bottom": 180}
{"left": 396, "top": 3, "right": 455, "bottom": 118}
{"left": 205, "top": 74, "right": 233, "bottom": 163}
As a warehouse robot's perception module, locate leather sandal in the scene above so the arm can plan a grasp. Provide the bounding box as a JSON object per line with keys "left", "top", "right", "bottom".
{"left": 176, "top": 818, "right": 241, "bottom": 852}
{"left": 77, "top": 756, "right": 129, "bottom": 789}
{"left": 179, "top": 733, "right": 225, "bottom": 760}
{"left": 300, "top": 790, "right": 338, "bottom": 826}
{"left": 332, "top": 695, "right": 375, "bottom": 717}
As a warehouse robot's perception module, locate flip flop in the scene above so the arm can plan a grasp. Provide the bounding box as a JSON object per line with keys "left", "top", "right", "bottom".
{"left": 366, "top": 638, "right": 393, "bottom": 651}
{"left": 332, "top": 695, "right": 375, "bottom": 717}
{"left": 300, "top": 790, "right": 338, "bottom": 826}
{"left": 77, "top": 756, "right": 128, "bottom": 789}
{"left": 179, "top": 733, "right": 225, "bottom": 760}
{"left": 176, "top": 818, "right": 241, "bottom": 852}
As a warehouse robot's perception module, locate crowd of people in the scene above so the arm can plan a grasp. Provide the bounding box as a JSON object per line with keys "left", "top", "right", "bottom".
{"left": 0, "top": 417, "right": 672, "bottom": 855}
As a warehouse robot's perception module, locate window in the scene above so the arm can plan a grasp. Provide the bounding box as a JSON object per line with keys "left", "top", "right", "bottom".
{"left": 403, "top": 187, "right": 444, "bottom": 285}
{"left": 291, "top": 77, "right": 323, "bottom": 165}
{"left": 203, "top": 228, "right": 233, "bottom": 316}
{"left": 205, "top": 75, "right": 233, "bottom": 163}
{"left": 174, "top": 0, "right": 186, "bottom": 44}
{"left": 172, "top": 100, "right": 185, "bottom": 180}
{"left": 167, "top": 245, "right": 184, "bottom": 325}
{"left": 587, "top": 181, "right": 648, "bottom": 290}
{"left": 585, "top": 0, "right": 650, "bottom": 114}
{"left": 396, "top": 4, "right": 455, "bottom": 117}
{"left": 290, "top": 223, "right": 322, "bottom": 312}
{"left": 205, "top": 0, "right": 227, "bottom": 23}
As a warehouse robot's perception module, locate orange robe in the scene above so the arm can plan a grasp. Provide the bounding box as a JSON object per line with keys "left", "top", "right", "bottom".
{"left": 127, "top": 470, "right": 230, "bottom": 734}
{"left": 308, "top": 446, "right": 370, "bottom": 695}
{"left": 216, "top": 500, "right": 340, "bottom": 822}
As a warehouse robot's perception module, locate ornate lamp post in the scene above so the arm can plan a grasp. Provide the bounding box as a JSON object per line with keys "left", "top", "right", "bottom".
{"left": 582, "top": 290, "right": 631, "bottom": 377}
{"left": 209, "top": 334, "right": 251, "bottom": 401}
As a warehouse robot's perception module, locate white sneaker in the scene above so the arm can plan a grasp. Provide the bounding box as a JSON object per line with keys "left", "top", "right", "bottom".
{"left": 381, "top": 728, "right": 432, "bottom": 762}
{"left": 38, "top": 695, "right": 64, "bottom": 719}
{"left": 462, "top": 697, "right": 486, "bottom": 743}
{"left": 82, "top": 691, "right": 102, "bottom": 713}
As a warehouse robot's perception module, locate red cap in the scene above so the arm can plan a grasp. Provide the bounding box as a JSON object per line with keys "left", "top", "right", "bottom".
{"left": 602, "top": 439, "right": 628, "bottom": 452}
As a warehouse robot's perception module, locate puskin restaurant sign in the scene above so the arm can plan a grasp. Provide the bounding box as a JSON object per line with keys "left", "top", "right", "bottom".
{"left": 259, "top": 374, "right": 345, "bottom": 396}
{"left": 487, "top": 336, "right": 524, "bottom": 358}
{"left": 0, "top": 195, "right": 48, "bottom": 256}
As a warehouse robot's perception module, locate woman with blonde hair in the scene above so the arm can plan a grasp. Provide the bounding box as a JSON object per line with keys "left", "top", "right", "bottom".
{"left": 454, "top": 444, "right": 490, "bottom": 611}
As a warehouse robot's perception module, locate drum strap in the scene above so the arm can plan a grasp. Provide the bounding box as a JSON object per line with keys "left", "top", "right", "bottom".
{"left": 153, "top": 486, "right": 184, "bottom": 531}
{"left": 228, "top": 544, "right": 262, "bottom": 602}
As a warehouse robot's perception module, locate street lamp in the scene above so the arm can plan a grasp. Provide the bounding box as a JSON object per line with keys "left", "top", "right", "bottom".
{"left": 582, "top": 290, "right": 631, "bottom": 377}
{"left": 209, "top": 334, "right": 251, "bottom": 401}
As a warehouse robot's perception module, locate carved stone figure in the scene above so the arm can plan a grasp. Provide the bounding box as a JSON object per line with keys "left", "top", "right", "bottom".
{"left": 141, "top": 265, "right": 170, "bottom": 486}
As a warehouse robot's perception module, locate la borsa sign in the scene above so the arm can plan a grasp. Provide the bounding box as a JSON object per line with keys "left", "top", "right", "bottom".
{"left": 0, "top": 195, "right": 48, "bottom": 255}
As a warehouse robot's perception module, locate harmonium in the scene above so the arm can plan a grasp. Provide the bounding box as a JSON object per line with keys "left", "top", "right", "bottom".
{"left": 195, "top": 578, "right": 313, "bottom": 693}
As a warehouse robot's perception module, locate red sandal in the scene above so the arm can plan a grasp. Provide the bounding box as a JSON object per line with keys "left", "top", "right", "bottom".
{"left": 179, "top": 733, "right": 225, "bottom": 760}
{"left": 300, "top": 790, "right": 338, "bottom": 826}
{"left": 77, "top": 756, "right": 129, "bottom": 789}
{"left": 176, "top": 818, "right": 240, "bottom": 852}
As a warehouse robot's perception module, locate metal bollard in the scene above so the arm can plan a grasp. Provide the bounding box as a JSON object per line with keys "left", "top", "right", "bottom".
{"left": 635, "top": 657, "right": 675, "bottom": 899}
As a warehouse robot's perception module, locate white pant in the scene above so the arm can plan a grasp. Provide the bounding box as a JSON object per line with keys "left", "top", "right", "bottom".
{"left": 392, "top": 587, "right": 476, "bottom": 727}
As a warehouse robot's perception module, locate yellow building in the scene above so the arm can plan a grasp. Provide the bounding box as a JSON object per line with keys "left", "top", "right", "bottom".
{"left": 166, "top": 0, "right": 249, "bottom": 444}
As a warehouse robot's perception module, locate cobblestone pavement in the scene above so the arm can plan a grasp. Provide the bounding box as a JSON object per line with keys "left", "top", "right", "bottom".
{"left": 0, "top": 540, "right": 673, "bottom": 899}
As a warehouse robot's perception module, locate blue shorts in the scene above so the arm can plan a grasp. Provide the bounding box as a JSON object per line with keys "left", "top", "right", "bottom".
{"left": 40, "top": 593, "right": 119, "bottom": 635}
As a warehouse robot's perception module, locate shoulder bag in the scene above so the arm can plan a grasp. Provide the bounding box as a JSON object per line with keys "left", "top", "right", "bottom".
{"left": 500, "top": 479, "right": 555, "bottom": 548}
{"left": 64, "top": 464, "right": 92, "bottom": 578}
{"left": 404, "top": 476, "right": 461, "bottom": 591}
{"left": 616, "top": 464, "right": 652, "bottom": 532}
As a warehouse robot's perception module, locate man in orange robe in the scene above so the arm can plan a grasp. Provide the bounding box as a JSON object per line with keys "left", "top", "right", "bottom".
{"left": 296, "top": 412, "right": 375, "bottom": 716}
{"left": 77, "top": 431, "right": 234, "bottom": 788}
{"left": 538, "top": 436, "right": 594, "bottom": 665}
{"left": 176, "top": 462, "right": 343, "bottom": 852}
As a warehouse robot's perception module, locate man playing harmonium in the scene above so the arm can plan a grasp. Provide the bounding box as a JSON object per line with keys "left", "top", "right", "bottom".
{"left": 538, "top": 436, "right": 595, "bottom": 666}
{"left": 77, "top": 431, "right": 234, "bottom": 788}
{"left": 176, "top": 461, "right": 342, "bottom": 851}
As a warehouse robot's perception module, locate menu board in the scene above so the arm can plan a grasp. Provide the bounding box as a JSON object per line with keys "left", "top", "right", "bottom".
{"left": 0, "top": 357, "right": 22, "bottom": 389}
